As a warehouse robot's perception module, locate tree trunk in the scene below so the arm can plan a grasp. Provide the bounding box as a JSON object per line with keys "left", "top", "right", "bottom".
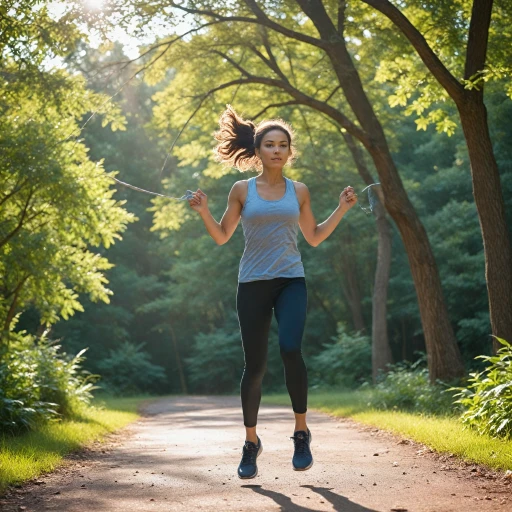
{"left": 458, "top": 96, "right": 512, "bottom": 351}
{"left": 317, "top": 40, "right": 466, "bottom": 380}
{"left": 169, "top": 321, "right": 188, "bottom": 394}
{"left": 341, "top": 250, "right": 366, "bottom": 332}
{"left": 327, "top": 45, "right": 464, "bottom": 381}
{"left": 371, "top": 197, "right": 393, "bottom": 382}
{"left": 369, "top": 147, "right": 465, "bottom": 381}
{"left": 342, "top": 131, "right": 393, "bottom": 380}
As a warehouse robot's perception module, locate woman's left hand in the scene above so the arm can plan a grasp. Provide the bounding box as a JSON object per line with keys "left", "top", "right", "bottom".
{"left": 340, "top": 186, "right": 357, "bottom": 211}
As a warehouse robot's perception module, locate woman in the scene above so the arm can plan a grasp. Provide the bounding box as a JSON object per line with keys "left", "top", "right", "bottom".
{"left": 187, "top": 105, "right": 357, "bottom": 479}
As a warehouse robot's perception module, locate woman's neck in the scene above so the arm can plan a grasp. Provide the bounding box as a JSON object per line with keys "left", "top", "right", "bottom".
{"left": 258, "top": 168, "right": 285, "bottom": 186}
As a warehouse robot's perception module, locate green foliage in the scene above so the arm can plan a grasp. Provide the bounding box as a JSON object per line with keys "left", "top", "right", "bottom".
{"left": 0, "top": 332, "right": 99, "bottom": 434}
{"left": 309, "top": 324, "right": 371, "bottom": 389}
{"left": 1, "top": 0, "right": 82, "bottom": 87}
{"left": 184, "top": 315, "right": 244, "bottom": 394}
{"left": 0, "top": 65, "right": 134, "bottom": 332}
{"left": 96, "top": 342, "right": 168, "bottom": 395}
{"left": 451, "top": 337, "right": 512, "bottom": 439}
{"left": 363, "top": 355, "right": 458, "bottom": 415}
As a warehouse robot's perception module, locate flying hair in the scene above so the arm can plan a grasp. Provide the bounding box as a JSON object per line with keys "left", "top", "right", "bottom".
{"left": 213, "top": 104, "right": 296, "bottom": 172}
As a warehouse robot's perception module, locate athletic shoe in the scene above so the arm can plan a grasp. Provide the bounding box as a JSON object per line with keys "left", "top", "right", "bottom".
{"left": 237, "top": 436, "right": 263, "bottom": 479}
{"left": 290, "top": 428, "right": 313, "bottom": 471}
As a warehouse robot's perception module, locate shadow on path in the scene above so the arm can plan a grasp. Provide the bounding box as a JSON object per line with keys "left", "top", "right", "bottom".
{"left": 243, "top": 484, "right": 379, "bottom": 512}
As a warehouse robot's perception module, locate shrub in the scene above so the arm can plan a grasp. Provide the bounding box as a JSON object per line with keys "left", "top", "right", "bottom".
{"left": 184, "top": 318, "right": 244, "bottom": 394}
{"left": 96, "top": 341, "right": 167, "bottom": 395}
{"left": 450, "top": 337, "right": 512, "bottom": 439}
{"left": 363, "top": 354, "right": 458, "bottom": 415}
{"left": 0, "top": 331, "right": 99, "bottom": 434}
{"left": 308, "top": 324, "right": 372, "bottom": 389}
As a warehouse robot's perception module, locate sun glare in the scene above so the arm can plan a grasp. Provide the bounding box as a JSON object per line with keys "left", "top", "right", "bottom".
{"left": 85, "top": 0, "right": 104, "bottom": 10}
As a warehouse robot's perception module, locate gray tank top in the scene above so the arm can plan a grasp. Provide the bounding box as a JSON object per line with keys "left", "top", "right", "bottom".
{"left": 238, "top": 176, "right": 305, "bottom": 283}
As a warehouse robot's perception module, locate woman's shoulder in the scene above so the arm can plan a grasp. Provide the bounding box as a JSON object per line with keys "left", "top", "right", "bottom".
{"left": 287, "top": 178, "right": 308, "bottom": 194}
{"left": 230, "top": 179, "right": 250, "bottom": 207}
{"left": 232, "top": 179, "right": 251, "bottom": 193}
{"left": 287, "top": 178, "right": 307, "bottom": 188}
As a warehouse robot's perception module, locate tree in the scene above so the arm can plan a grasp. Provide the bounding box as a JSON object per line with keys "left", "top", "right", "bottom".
{"left": 361, "top": 0, "right": 512, "bottom": 350}
{"left": 1, "top": 5, "right": 135, "bottom": 350}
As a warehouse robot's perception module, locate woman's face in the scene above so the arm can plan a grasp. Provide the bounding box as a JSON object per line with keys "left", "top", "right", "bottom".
{"left": 255, "top": 129, "right": 291, "bottom": 170}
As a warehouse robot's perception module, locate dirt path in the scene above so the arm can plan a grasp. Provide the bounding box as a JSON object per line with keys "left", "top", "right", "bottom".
{"left": 1, "top": 395, "right": 511, "bottom": 511}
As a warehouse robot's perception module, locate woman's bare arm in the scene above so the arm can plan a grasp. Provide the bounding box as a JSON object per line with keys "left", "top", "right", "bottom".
{"left": 295, "top": 182, "right": 357, "bottom": 247}
{"left": 189, "top": 182, "right": 245, "bottom": 245}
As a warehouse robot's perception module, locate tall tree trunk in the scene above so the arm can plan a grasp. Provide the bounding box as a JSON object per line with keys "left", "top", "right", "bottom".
{"left": 371, "top": 197, "right": 393, "bottom": 382}
{"left": 369, "top": 148, "right": 464, "bottom": 381}
{"left": 342, "top": 132, "right": 393, "bottom": 380}
{"left": 169, "top": 321, "right": 188, "bottom": 394}
{"left": 340, "top": 248, "right": 366, "bottom": 332}
{"left": 457, "top": 96, "right": 512, "bottom": 351}
{"left": 328, "top": 45, "right": 465, "bottom": 380}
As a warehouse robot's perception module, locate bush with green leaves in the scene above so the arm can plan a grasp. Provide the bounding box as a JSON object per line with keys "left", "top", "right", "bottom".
{"left": 96, "top": 341, "right": 167, "bottom": 395}
{"left": 184, "top": 317, "right": 244, "bottom": 394}
{"left": 0, "top": 331, "right": 99, "bottom": 434}
{"left": 308, "top": 324, "right": 372, "bottom": 389}
{"left": 363, "top": 354, "right": 459, "bottom": 415}
{"left": 450, "top": 337, "right": 512, "bottom": 439}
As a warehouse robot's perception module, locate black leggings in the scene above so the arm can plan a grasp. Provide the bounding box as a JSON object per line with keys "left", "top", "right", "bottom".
{"left": 236, "top": 277, "right": 308, "bottom": 428}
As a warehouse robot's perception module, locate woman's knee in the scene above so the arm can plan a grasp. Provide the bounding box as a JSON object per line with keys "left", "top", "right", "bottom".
{"left": 242, "top": 361, "right": 267, "bottom": 382}
{"left": 279, "top": 348, "right": 304, "bottom": 365}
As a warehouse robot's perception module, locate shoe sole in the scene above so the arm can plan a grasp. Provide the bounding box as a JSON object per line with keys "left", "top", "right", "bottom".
{"left": 237, "top": 442, "right": 263, "bottom": 479}
{"left": 292, "top": 458, "right": 314, "bottom": 471}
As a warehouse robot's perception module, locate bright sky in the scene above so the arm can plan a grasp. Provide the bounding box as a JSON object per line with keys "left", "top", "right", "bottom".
{"left": 49, "top": 0, "right": 192, "bottom": 62}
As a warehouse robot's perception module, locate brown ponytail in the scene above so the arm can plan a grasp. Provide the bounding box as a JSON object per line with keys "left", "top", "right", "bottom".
{"left": 213, "top": 104, "right": 296, "bottom": 172}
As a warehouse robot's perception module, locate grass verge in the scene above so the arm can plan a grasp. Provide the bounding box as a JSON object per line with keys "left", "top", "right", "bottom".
{"left": 0, "top": 394, "right": 162, "bottom": 494}
{"left": 262, "top": 389, "right": 512, "bottom": 472}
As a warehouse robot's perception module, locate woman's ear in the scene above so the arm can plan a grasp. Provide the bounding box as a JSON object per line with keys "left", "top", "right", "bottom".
{"left": 255, "top": 147, "right": 260, "bottom": 159}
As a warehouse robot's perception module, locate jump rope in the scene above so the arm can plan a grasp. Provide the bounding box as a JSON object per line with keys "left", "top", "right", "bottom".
{"left": 56, "top": 34, "right": 381, "bottom": 212}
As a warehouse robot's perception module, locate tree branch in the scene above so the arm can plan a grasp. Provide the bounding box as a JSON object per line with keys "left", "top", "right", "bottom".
{"left": 0, "top": 190, "right": 34, "bottom": 250}
{"left": 0, "top": 178, "right": 30, "bottom": 208}
{"left": 168, "top": 0, "right": 326, "bottom": 49}
{"left": 3, "top": 274, "right": 29, "bottom": 333}
{"left": 361, "top": 0, "right": 464, "bottom": 102}
{"left": 465, "top": 0, "right": 493, "bottom": 83}
{"left": 337, "top": 0, "right": 347, "bottom": 37}
{"left": 325, "top": 85, "right": 341, "bottom": 104}
{"left": 251, "top": 101, "right": 301, "bottom": 120}
{"left": 188, "top": 68, "right": 369, "bottom": 146}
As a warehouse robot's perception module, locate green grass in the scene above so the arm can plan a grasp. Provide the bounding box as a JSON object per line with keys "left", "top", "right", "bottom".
{"left": 0, "top": 394, "right": 164, "bottom": 494}
{"left": 262, "top": 389, "right": 512, "bottom": 472}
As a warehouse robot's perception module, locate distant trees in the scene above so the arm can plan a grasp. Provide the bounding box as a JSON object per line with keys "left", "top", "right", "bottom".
{"left": 92, "top": 0, "right": 471, "bottom": 380}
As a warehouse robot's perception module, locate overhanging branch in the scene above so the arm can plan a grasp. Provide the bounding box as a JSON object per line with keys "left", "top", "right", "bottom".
{"left": 361, "top": 0, "right": 464, "bottom": 102}
{"left": 169, "top": 0, "right": 326, "bottom": 49}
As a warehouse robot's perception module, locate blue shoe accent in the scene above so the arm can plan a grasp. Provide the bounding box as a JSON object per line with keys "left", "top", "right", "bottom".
{"left": 290, "top": 428, "right": 313, "bottom": 471}
{"left": 237, "top": 436, "right": 263, "bottom": 479}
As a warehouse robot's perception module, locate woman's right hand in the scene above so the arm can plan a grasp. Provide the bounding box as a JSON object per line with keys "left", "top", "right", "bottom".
{"left": 188, "top": 188, "right": 208, "bottom": 214}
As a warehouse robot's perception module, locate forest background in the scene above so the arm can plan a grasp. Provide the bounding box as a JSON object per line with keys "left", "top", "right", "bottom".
{"left": 1, "top": 0, "right": 512, "bottom": 431}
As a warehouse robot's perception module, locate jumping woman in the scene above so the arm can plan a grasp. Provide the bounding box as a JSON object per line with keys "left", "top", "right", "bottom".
{"left": 187, "top": 105, "right": 358, "bottom": 479}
